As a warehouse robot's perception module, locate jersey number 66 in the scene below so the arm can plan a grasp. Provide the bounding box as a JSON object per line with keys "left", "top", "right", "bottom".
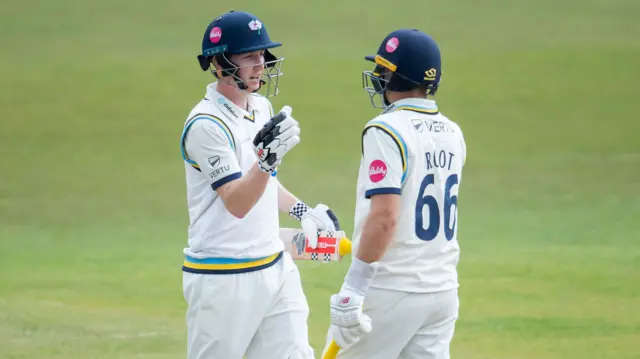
{"left": 415, "top": 173, "right": 459, "bottom": 242}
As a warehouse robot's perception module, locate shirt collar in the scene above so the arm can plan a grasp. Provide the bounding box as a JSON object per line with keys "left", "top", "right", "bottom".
{"left": 383, "top": 98, "right": 439, "bottom": 115}
{"left": 205, "top": 82, "right": 260, "bottom": 122}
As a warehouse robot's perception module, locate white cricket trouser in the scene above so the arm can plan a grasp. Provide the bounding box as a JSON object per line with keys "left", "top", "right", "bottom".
{"left": 183, "top": 252, "right": 314, "bottom": 359}
{"left": 322, "top": 288, "right": 459, "bottom": 359}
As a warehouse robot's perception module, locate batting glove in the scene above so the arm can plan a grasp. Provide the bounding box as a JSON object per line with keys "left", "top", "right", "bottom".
{"left": 329, "top": 289, "right": 371, "bottom": 350}
{"left": 252, "top": 105, "right": 300, "bottom": 173}
{"left": 289, "top": 202, "right": 341, "bottom": 249}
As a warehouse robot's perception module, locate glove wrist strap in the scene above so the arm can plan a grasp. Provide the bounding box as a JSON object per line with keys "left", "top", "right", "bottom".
{"left": 341, "top": 257, "right": 379, "bottom": 297}
{"left": 289, "top": 200, "right": 310, "bottom": 221}
{"left": 257, "top": 161, "right": 276, "bottom": 174}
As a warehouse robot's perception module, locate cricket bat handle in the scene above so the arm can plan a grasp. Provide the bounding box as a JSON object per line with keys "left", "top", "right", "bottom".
{"left": 322, "top": 340, "right": 340, "bottom": 359}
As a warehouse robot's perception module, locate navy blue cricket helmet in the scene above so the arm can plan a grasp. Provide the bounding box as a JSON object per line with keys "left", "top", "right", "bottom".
{"left": 362, "top": 29, "right": 442, "bottom": 108}
{"left": 197, "top": 10, "right": 284, "bottom": 97}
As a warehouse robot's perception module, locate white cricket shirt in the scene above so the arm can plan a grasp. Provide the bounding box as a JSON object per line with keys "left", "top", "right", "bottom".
{"left": 352, "top": 98, "right": 467, "bottom": 293}
{"left": 179, "top": 82, "right": 284, "bottom": 273}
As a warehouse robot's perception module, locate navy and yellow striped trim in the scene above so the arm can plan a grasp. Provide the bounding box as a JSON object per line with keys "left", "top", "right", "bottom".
{"left": 182, "top": 251, "right": 283, "bottom": 274}
{"left": 394, "top": 105, "right": 439, "bottom": 115}
{"left": 244, "top": 110, "right": 256, "bottom": 123}
{"left": 211, "top": 172, "right": 242, "bottom": 191}
{"left": 363, "top": 121, "right": 408, "bottom": 183}
{"left": 180, "top": 113, "right": 235, "bottom": 171}
{"left": 365, "top": 187, "right": 401, "bottom": 198}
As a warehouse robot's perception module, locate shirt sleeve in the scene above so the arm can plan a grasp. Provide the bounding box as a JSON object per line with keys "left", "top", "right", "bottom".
{"left": 183, "top": 116, "right": 243, "bottom": 190}
{"left": 361, "top": 121, "right": 408, "bottom": 198}
{"left": 459, "top": 128, "right": 467, "bottom": 167}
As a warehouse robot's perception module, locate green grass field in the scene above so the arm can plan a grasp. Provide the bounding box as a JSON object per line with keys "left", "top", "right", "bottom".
{"left": 1, "top": 0, "right": 639, "bottom": 358}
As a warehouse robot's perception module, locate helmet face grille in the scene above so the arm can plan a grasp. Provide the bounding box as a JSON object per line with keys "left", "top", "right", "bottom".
{"left": 209, "top": 52, "right": 284, "bottom": 98}
{"left": 362, "top": 69, "right": 389, "bottom": 109}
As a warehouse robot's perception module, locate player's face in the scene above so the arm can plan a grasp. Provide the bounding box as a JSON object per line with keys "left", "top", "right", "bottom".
{"left": 231, "top": 50, "right": 265, "bottom": 92}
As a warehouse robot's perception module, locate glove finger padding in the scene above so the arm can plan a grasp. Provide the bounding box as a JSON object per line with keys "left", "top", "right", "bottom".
{"left": 253, "top": 108, "right": 296, "bottom": 139}
{"left": 300, "top": 204, "right": 342, "bottom": 249}
{"left": 316, "top": 204, "right": 341, "bottom": 231}
{"left": 332, "top": 314, "right": 371, "bottom": 348}
{"left": 279, "top": 105, "right": 292, "bottom": 117}
{"left": 334, "top": 327, "right": 354, "bottom": 348}
{"left": 272, "top": 116, "right": 299, "bottom": 136}
{"left": 253, "top": 112, "right": 283, "bottom": 147}
{"left": 253, "top": 105, "right": 301, "bottom": 173}
{"left": 274, "top": 122, "right": 301, "bottom": 142}
{"left": 254, "top": 117, "right": 298, "bottom": 149}
{"left": 357, "top": 314, "right": 372, "bottom": 334}
{"left": 271, "top": 134, "right": 300, "bottom": 158}
{"left": 264, "top": 126, "right": 300, "bottom": 153}
{"left": 256, "top": 136, "right": 300, "bottom": 171}
{"left": 302, "top": 204, "right": 341, "bottom": 230}
{"left": 301, "top": 217, "right": 319, "bottom": 249}
{"left": 332, "top": 323, "right": 368, "bottom": 349}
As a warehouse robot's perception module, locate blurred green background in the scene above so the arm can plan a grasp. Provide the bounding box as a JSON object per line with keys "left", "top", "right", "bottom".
{"left": 1, "top": 0, "right": 639, "bottom": 358}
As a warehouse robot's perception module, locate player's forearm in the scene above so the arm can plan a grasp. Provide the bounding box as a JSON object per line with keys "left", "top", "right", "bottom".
{"left": 277, "top": 183, "right": 299, "bottom": 213}
{"left": 357, "top": 207, "right": 397, "bottom": 263}
{"left": 340, "top": 195, "right": 400, "bottom": 296}
{"left": 339, "top": 211, "right": 395, "bottom": 296}
{"left": 217, "top": 164, "right": 271, "bottom": 219}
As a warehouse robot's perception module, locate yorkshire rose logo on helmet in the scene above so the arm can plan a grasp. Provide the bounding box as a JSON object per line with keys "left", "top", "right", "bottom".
{"left": 248, "top": 20, "right": 262, "bottom": 31}
{"left": 209, "top": 27, "right": 222, "bottom": 43}
{"left": 369, "top": 160, "right": 388, "bottom": 182}
{"left": 385, "top": 37, "right": 399, "bottom": 53}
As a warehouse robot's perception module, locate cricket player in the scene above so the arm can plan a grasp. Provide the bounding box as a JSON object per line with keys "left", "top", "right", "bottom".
{"left": 324, "top": 29, "right": 467, "bottom": 359}
{"left": 179, "top": 10, "right": 341, "bottom": 359}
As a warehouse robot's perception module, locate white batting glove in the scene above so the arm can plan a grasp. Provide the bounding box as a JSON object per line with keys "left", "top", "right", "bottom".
{"left": 253, "top": 106, "right": 300, "bottom": 173}
{"left": 289, "top": 202, "right": 341, "bottom": 249}
{"left": 329, "top": 290, "right": 372, "bottom": 349}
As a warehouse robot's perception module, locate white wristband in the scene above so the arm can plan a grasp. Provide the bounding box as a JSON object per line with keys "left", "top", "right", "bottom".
{"left": 341, "top": 257, "right": 379, "bottom": 296}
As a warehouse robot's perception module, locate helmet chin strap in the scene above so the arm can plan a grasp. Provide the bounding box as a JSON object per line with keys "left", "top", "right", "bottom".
{"left": 382, "top": 92, "right": 391, "bottom": 107}
{"left": 219, "top": 72, "right": 250, "bottom": 91}
{"left": 233, "top": 74, "right": 266, "bottom": 93}
{"left": 223, "top": 75, "right": 262, "bottom": 96}
{"left": 212, "top": 53, "right": 252, "bottom": 92}
{"left": 237, "top": 81, "right": 248, "bottom": 91}
{"left": 234, "top": 72, "right": 251, "bottom": 91}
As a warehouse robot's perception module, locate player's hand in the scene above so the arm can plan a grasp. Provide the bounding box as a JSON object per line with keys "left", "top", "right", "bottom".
{"left": 301, "top": 204, "right": 341, "bottom": 249}
{"left": 329, "top": 290, "right": 371, "bottom": 349}
{"left": 252, "top": 105, "right": 300, "bottom": 173}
